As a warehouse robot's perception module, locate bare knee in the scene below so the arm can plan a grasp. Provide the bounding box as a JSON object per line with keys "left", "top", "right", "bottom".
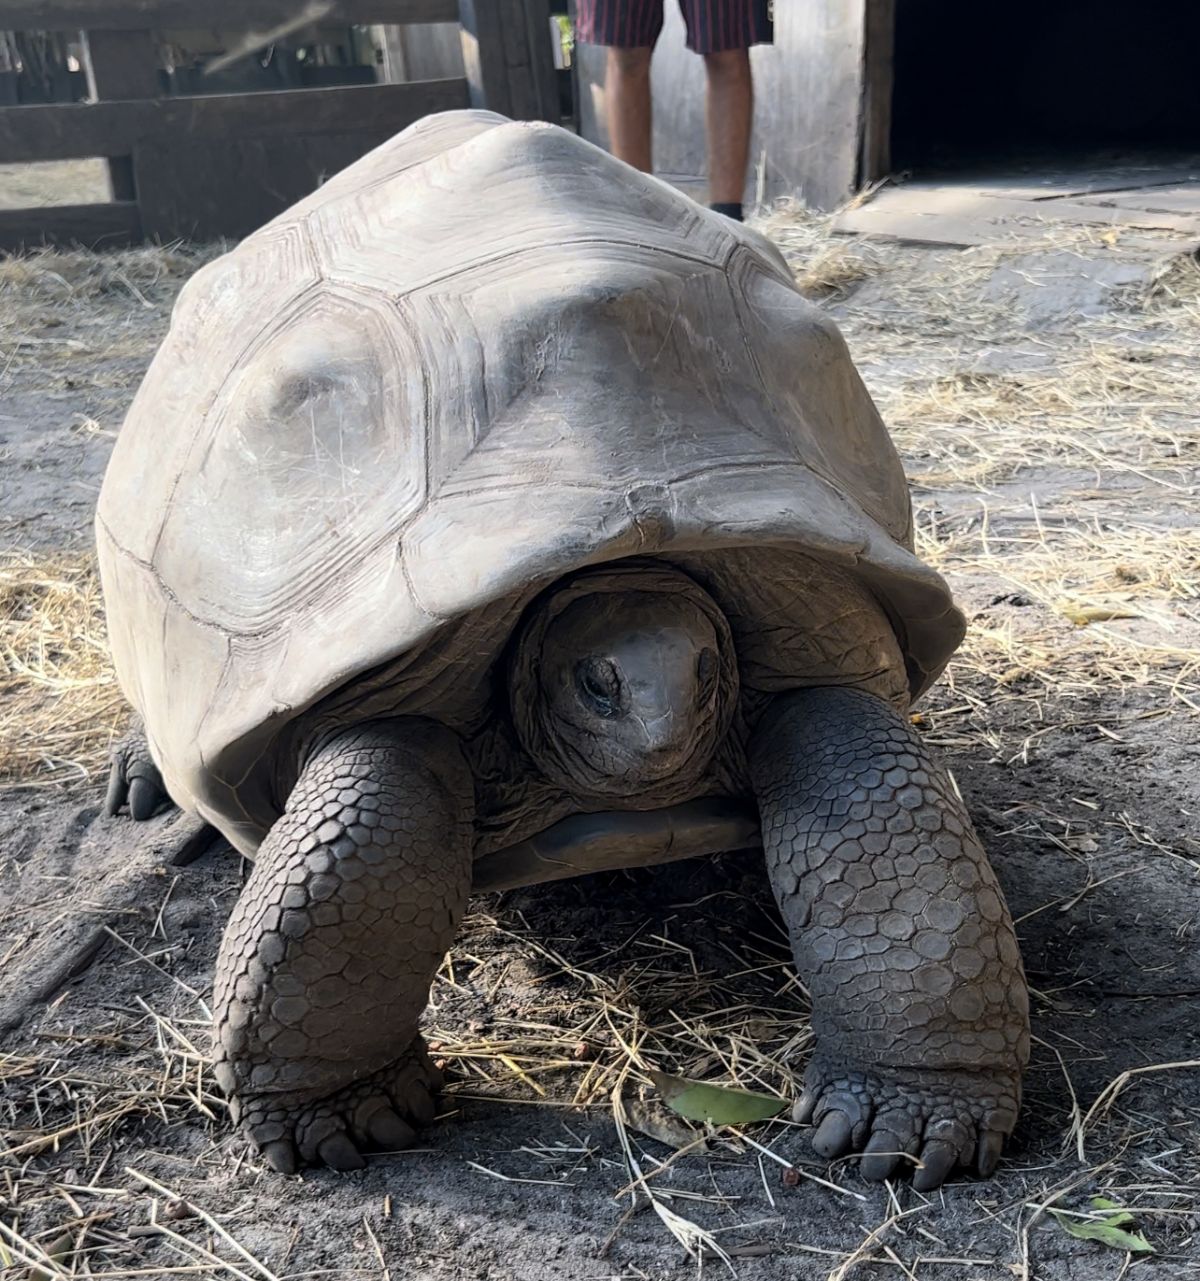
{"left": 704, "top": 48, "right": 751, "bottom": 84}
{"left": 607, "top": 45, "right": 653, "bottom": 80}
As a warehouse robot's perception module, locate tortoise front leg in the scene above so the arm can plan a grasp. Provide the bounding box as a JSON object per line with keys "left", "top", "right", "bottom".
{"left": 750, "top": 687, "right": 1030, "bottom": 1190}
{"left": 212, "top": 718, "right": 473, "bottom": 1173}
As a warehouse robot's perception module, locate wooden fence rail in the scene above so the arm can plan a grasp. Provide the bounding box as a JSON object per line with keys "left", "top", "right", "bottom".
{"left": 0, "top": 0, "right": 556, "bottom": 249}
{"left": 0, "top": 0, "right": 459, "bottom": 24}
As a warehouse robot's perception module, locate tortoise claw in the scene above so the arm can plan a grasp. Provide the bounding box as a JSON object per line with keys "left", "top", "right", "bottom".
{"left": 912, "top": 1140, "right": 959, "bottom": 1193}
{"left": 128, "top": 775, "right": 163, "bottom": 821}
{"left": 977, "top": 1130, "right": 1005, "bottom": 1178}
{"left": 105, "top": 729, "right": 171, "bottom": 821}
{"left": 318, "top": 1132, "right": 366, "bottom": 1171}
{"left": 104, "top": 756, "right": 128, "bottom": 817}
{"left": 859, "top": 1130, "right": 905, "bottom": 1183}
{"left": 812, "top": 1111, "right": 855, "bottom": 1158}
{"left": 366, "top": 1107, "right": 416, "bottom": 1151}
{"left": 261, "top": 1138, "right": 299, "bottom": 1175}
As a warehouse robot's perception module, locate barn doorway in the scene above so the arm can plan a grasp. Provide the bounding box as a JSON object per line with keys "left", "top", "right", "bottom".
{"left": 845, "top": 0, "right": 1200, "bottom": 247}
{"left": 888, "top": 0, "right": 1200, "bottom": 173}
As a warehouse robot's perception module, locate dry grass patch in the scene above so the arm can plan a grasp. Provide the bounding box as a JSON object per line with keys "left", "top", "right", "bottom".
{"left": 757, "top": 202, "right": 1200, "bottom": 768}
{"left": 0, "top": 243, "right": 214, "bottom": 308}
{"left": 883, "top": 348, "right": 1198, "bottom": 492}
{"left": 428, "top": 904, "right": 807, "bottom": 1113}
{"left": 757, "top": 202, "right": 885, "bottom": 299}
{"left": 919, "top": 518, "right": 1200, "bottom": 725}
{"left": 0, "top": 244, "right": 222, "bottom": 398}
{"left": 0, "top": 552, "right": 125, "bottom": 787}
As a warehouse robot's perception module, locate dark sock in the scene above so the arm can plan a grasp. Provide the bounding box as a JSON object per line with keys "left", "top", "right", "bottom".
{"left": 709, "top": 201, "right": 743, "bottom": 222}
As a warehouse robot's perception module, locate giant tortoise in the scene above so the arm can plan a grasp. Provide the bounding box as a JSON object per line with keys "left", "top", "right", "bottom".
{"left": 97, "top": 110, "right": 1030, "bottom": 1187}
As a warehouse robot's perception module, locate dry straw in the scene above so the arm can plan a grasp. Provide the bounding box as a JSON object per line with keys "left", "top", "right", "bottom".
{"left": 0, "top": 244, "right": 218, "bottom": 786}
{"left": 0, "top": 553, "right": 124, "bottom": 784}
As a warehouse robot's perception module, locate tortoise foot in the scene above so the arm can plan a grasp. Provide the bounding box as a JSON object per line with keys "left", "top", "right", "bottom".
{"left": 794, "top": 1056, "right": 1020, "bottom": 1190}
{"left": 238, "top": 1038, "right": 444, "bottom": 1174}
{"left": 105, "top": 725, "right": 173, "bottom": 821}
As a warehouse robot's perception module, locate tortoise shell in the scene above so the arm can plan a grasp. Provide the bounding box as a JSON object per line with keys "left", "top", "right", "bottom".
{"left": 96, "top": 110, "right": 963, "bottom": 856}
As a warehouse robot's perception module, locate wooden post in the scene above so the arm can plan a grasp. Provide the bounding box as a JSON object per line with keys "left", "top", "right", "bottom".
{"left": 457, "top": 0, "right": 557, "bottom": 121}
{"left": 375, "top": 21, "right": 466, "bottom": 83}
{"left": 373, "top": 23, "right": 409, "bottom": 82}
{"left": 859, "top": 0, "right": 895, "bottom": 185}
{"left": 79, "top": 27, "right": 159, "bottom": 201}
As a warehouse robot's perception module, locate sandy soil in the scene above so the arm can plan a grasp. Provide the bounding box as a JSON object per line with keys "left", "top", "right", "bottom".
{"left": 1, "top": 212, "right": 1198, "bottom": 1279}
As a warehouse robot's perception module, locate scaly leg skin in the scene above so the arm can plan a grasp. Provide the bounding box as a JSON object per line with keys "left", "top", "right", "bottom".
{"left": 750, "top": 687, "right": 1030, "bottom": 1191}
{"left": 105, "top": 721, "right": 173, "bottom": 820}
{"left": 212, "top": 719, "right": 473, "bottom": 1174}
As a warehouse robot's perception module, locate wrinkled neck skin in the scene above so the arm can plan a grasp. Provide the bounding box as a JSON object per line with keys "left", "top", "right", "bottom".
{"left": 511, "top": 563, "right": 739, "bottom": 806}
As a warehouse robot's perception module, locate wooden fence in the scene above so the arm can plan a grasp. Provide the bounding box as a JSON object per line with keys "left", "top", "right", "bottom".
{"left": 0, "top": 0, "right": 558, "bottom": 249}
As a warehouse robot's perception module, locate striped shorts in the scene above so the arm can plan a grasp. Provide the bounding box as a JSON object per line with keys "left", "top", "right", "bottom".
{"left": 575, "top": 0, "right": 773, "bottom": 55}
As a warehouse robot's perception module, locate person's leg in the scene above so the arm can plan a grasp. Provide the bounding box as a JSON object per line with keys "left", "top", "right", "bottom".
{"left": 576, "top": 0, "right": 663, "bottom": 174}
{"left": 704, "top": 47, "right": 753, "bottom": 214}
{"left": 681, "top": 0, "right": 773, "bottom": 220}
{"left": 607, "top": 46, "right": 655, "bottom": 172}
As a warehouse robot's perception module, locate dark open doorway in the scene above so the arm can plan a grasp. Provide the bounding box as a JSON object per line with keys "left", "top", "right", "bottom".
{"left": 887, "top": 0, "right": 1200, "bottom": 175}
{"left": 843, "top": 0, "right": 1200, "bottom": 247}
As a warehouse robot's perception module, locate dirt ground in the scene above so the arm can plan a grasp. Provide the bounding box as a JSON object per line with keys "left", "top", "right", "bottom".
{"left": 1, "top": 205, "right": 1198, "bottom": 1280}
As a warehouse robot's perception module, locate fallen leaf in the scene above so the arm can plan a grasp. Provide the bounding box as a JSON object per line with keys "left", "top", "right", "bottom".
{"left": 623, "top": 1099, "right": 702, "bottom": 1150}
{"left": 649, "top": 1071, "right": 786, "bottom": 1125}
{"left": 29, "top": 1229, "right": 76, "bottom": 1281}
{"left": 1087, "top": 1197, "right": 1133, "bottom": 1224}
{"left": 1051, "top": 1208, "right": 1153, "bottom": 1254}
{"left": 1056, "top": 600, "right": 1139, "bottom": 626}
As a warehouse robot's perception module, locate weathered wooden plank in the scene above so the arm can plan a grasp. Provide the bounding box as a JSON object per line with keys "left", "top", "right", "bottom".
{"left": 79, "top": 29, "right": 160, "bottom": 204}
{"left": 505, "top": 0, "right": 558, "bottom": 121}
{"left": 457, "top": 0, "right": 557, "bottom": 121}
{"left": 859, "top": 0, "right": 894, "bottom": 184}
{"left": 133, "top": 131, "right": 394, "bottom": 240}
{"left": 0, "top": 78, "right": 469, "bottom": 163}
{"left": 81, "top": 29, "right": 160, "bottom": 98}
{"left": 1075, "top": 185, "right": 1200, "bottom": 216}
{"left": 839, "top": 187, "right": 1200, "bottom": 235}
{"left": 832, "top": 204, "right": 1023, "bottom": 248}
{"left": 900, "top": 164, "right": 1200, "bottom": 203}
{"left": 375, "top": 20, "right": 463, "bottom": 83}
{"left": 833, "top": 185, "right": 1200, "bottom": 247}
{"left": 0, "top": 200, "right": 141, "bottom": 252}
{"left": 0, "top": 0, "right": 457, "bottom": 29}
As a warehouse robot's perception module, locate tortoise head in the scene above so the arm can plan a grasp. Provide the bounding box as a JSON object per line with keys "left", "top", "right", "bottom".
{"left": 511, "top": 565, "right": 737, "bottom": 801}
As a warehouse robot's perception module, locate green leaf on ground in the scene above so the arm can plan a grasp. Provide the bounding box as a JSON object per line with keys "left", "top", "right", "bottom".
{"left": 1088, "top": 1197, "right": 1134, "bottom": 1225}
{"left": 648, "top": 1070, "right": 786, "bottom": 1125}
{"left": 1050, "top": 1208, "right": 1153, "bottom": 1254}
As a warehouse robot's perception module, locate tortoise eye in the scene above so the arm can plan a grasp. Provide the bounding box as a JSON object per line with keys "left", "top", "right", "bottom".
{"left": 575, "top": 657, "right": 623, "bottom": 717}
